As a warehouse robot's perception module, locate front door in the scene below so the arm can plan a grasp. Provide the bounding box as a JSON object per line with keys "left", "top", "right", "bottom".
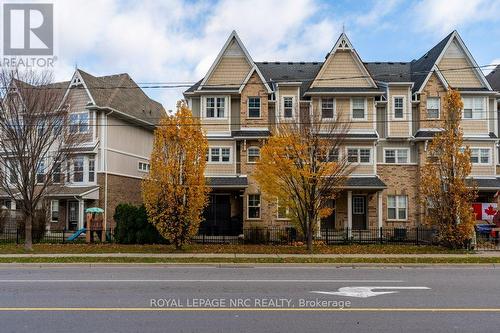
{"left": 202, "top": 194, "right": 231, "bottom": 234}
{"left": 68, "top": 201, "right": 79, "bottom": 231}
{"left": 320, "top": 199, "right": 336, "bottom": 230}
{"left": 352, "top": 196, "right": 367, "bottom": 230}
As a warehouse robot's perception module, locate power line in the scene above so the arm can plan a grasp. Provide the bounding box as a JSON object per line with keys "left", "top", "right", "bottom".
{"left": 4, "top": 63, "right": 498, "bottom": 90}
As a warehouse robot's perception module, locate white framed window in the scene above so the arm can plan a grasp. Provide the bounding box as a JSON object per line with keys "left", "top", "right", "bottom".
{"left": 319, "top": 148, "right": 339, "bottom": 162}
{"left": 351, "top": 97, "right": 366, "bottom": 120}
{"left": 207, "top": 147, "right": 232, "bottom": 164}
{"left": 50, "top": 200, "right": 59, "bottom": 223}
{"left": 69, "top": 112, "right": 89, "bottom": 133}
{"left": 204, "top": 97, "right": 226, "bottom": 118}
{"left": 248, "top": 194, "right": 261, "bottom": 219}
{"left": 36, "top": 159, "right": 45, "bottom": 184}
{"left": 388, "top": 195, "right": 407, "bottom": 220}
{"left": 283, "top": 96, "right": 294, "bottom": 118}
{"left": 393, "top": 96, "right": 404, "bottom": 119}
{"left": 470, "top": 148, "right": 491, "bottom": 165}
{"left": 52, "top": 161, "right": 62, "bottom": 184}
{"left": 277, "top": 199, "right": 290, "bottom": 219}
{"left": 247, "top": 147, "right": 260, "bottom": 163}
{"left": 384, "top": 148, "right": 409, "bottom": 164}
{"left": 321, "top": 97, "right": 335, "bottom": 119}
{"left": 248, "top": 97, "right": 261, "bottom": 118}
{"left": 347, "top": 148, "right": 371, "bottom": 164}
{"left": 426, "top": 97, "right": 440, "bottom": 119}
{"left": 88, "top": 158, "right": 95, "bottom": 182}
{"left": 138, "top": 161, "right": 150, "bottom": 172}
{"left": 73, "top": 157, "right": 84, "bottom": 183}
{"left": 462, "top": 97, "right": 485, "bottom": 120}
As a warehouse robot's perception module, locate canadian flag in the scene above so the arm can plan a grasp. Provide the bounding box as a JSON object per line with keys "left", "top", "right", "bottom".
{"left": 473, "top": 203, "right": 498, "bottom": 221}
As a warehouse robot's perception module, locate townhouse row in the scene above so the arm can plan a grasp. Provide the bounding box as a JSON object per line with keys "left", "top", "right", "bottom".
{"left": 184, "top": 30, "right": 500, "bottom": 234}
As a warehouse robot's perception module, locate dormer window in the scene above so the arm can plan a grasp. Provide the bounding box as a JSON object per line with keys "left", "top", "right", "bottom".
{"left": 283, "top": 97, "right": 294, "bottom": 118}
{"left": 393, "top": 97, "right": 404, "bottom": 119}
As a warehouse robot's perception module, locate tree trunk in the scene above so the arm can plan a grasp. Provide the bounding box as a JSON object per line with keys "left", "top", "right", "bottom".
{"left": 24, "top": 214, "right": 33, "bottom": 251}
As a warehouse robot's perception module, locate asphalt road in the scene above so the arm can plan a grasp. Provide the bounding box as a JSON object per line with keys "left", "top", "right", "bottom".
{"left": 0, "top": 264, "right": 499, "bottom": 332}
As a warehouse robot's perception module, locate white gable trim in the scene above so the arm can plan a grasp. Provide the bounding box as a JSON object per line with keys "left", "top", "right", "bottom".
{"left": 417, "top": 65, "right": 450, "bottom": 94}
{"left": 310, "top": 33, "right": 377, "bottom": 89}
{"left": 58, "top": 70, "right": 96, "bottom": 110}
{"left": 418, "top": 31, "right": 492, "bottom": 93}
{"left": 239, "top": 66, "right": 272, "bottom": 94}
{"left": 199, "top": 31, "right": 254, "bottom": 90}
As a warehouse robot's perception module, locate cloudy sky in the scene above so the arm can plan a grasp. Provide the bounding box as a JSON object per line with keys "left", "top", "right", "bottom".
{"left": 50, "top": 0, "right": 500, "bottom": 110}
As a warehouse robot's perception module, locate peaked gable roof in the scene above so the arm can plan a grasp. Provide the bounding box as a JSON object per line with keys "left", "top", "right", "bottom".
{"left": 199, "top": 31, "right": 254, "bottom": 89}
{"left": 412, "top": 31, "right": 492, "bottom": 93}
{"left": 73, "top": 69, "right": 164, "bottom": 125}
{"left": 309, "top": 33, "right": 377, "bottom": 89}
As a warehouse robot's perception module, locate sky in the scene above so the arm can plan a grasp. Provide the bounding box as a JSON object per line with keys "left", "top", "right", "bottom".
{"left": 48, "top": 0, "right": 500, "bottom": 111}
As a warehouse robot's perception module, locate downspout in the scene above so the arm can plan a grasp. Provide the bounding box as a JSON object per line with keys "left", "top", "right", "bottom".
{"left": 103, "top": 110, "right": 114, "bottom": 233}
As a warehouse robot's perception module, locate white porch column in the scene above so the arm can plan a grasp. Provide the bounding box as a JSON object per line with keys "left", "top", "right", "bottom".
{"left": 78, "top": 199, "right": 85, "bottom": 230}
{"left": 347, "top": 191, "right": 352, "bottom": 237}
{"left": 377, "top": 191, "right": 383, "bottom": 236}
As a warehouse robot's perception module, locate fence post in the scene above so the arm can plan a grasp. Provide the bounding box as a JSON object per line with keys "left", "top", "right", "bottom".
{"left": 325, "top": 228, "right": 329, "bottom": 245}
{"left": 16, "top": 227, "right": 19, "bottom": 244}
{"left": 415, "top": 227, "right": 419, "bottom": 246}
{"left": 62, "top": 229, "right": 65, "bottom": 244}
{"left": 379, "top": 227, "right": 383, "bottom": 244}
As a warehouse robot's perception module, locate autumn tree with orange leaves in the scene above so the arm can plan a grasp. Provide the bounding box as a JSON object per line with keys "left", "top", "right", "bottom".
{"left": 142, "top": 102, "right": 209, "bottom": 249}
{"left": 254, "top": 113, "right": 352, "bottom": 252}
{"left": 420, "top": 90, "right": 476, "bottom": 249}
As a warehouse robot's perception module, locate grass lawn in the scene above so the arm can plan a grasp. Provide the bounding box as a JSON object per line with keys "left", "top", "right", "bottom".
{"left": 0, "top": 256, "right": 496, "bottom": 264}
{"left": 0, "top": 243, "right": 469, "bottom": 255}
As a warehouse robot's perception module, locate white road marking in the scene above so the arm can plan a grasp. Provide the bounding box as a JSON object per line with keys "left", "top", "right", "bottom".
{"left": 311, "top": 286, "right": 430, "bottom": 298}
{"left": 0, "top": 279, "right": 404, "bottom": 283}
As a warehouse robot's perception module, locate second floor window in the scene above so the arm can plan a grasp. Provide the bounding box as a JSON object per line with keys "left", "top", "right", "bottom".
{"left": 384, "top": 149, "right": 409, "bottom": 164}
{"left": 470, "top": 148, "right": 490, "bottom": 164}
{"left": 393, "top": 97, "right": 404, "bottom": 119}
{"left": 321, "top": 98, "right": 335, "bottom": 119}
{"left": 283, "top": 97, "right": 293, "bottom": 118}
{"left": 205, "top": 97, "right": 225, "bottom": 118}
{"left": 347, "top": 148, "right": 371, "bottom": 164}
{"left": 319, "top": 148, "right": 339, "bottom": 162}
{"left": 69, "top": 112, "right": 89, "bottom": 133}
{"left": 207, "top": 147, "right": 231, "bottom": 163}
{"left": 351, "top": 97, "right": 366, "bottom": 119}
{"left": 427, "top": 97, "right": 440, "bottom": 119}
{"left": 248, "top": 97, "right": 261, "bottom": 118}
{"left": 36, "top": 159, "right": 45, "bottom": 184}
{"left": 73, "top": 157, "right": 84, "bottom": 182}
{"left": 463, "top": 97, "right": 485, "bottom": 120}
{"left": 88, "top": 159, "right": 95, "bottom": 182}
{"left": 53, "top": 162, "right": 62, "bottom": 184}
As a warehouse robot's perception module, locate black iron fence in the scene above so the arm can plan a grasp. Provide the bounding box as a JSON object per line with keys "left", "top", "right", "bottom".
{"left": 0, "top": 228, "right": 115, "bottom": 244}
{"left": 194, "top": 227, "right": 439, "bottom": 245}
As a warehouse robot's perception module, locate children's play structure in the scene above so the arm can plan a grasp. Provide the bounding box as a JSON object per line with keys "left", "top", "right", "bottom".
{"left": 66, "top": 207, "right": 105, "bottom": 242}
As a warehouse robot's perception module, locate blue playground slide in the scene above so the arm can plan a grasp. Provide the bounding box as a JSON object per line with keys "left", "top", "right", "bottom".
{"left": 67, "top": 228, "right": 86, "bottom": 241}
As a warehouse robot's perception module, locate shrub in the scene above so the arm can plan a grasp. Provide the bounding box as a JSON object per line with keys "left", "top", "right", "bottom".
{"left": 113, "top": 204, "right": 166, "bottom": 244}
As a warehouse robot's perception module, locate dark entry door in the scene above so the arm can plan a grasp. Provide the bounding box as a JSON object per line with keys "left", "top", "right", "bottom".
{"left": 68, "top": 201, "right": 79, "bottom": 231}
{"left": 352, "top": 196, "right": 367, "bottom": 230}
{"left": 202, "top": 194, "right": 231, "bottom": 234}
{"left": 320, "top": 199, "right": 336, "bottom": 230}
